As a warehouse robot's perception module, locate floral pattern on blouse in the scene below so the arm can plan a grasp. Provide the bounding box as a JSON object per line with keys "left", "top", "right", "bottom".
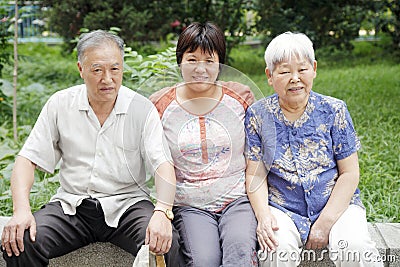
{"left": 245, "top": 91, "right": 364, "bottom": 243}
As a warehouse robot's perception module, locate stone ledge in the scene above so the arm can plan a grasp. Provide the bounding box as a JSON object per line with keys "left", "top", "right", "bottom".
{"left": 49, "top": 242, "right": 133, "bottom": 266}
{"left": 0, "top": 216, "right": 133, "bottom": 267}
{"left": 297, "top": 223, "right": 400, "bottom": 267}
{"left": 1, "top": 216, "right": 399, "bottom": 266}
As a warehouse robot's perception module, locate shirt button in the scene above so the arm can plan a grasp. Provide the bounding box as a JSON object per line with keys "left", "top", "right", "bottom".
{"left": 292, "top": 130, "right": 297, "bottom": 136}
{"left": 310, "top": 211, "right": 314, "bottom": 215}
{"left": 98, "top": 152, "right": 102, "bottom": 157}
{"left": 307, "top": 191, "right": 311, "bottom": 196}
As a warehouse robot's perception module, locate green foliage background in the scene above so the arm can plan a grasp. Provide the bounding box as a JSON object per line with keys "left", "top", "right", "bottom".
{"left": 0, "top": 38, "right": 399, "bottom": 222}
{"left": 37, "top": 0, "right": 400, "bottom": 61}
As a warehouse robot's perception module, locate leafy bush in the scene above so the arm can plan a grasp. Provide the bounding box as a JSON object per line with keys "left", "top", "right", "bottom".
{"left": 0, "top": 4, "right": 13, "bottom": 78}
{"left": 123, "top": 46, "right": 180, "bottom": 97}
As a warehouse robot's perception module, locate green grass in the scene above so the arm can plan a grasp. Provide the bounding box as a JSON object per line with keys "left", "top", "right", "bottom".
{"left": 316, "top": 65, "right": 400, "bottom": 222}
{"left": 0, "top": 40, "right": 399, "bottom": 222}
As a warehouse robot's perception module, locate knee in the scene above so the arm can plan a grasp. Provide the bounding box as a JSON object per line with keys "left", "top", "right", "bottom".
{"left": 192, "top": 253, "right": 220, "bottom": 267}
{"left": 274, "top": 234, "right": 300, "bottom": 254}
{"left": 184, "top": 246, "right": 220, "bottom": 267}
{"left": 2, "top": 230, "right": 46, "bottom": 266}
{"left": 330, "top": 237, "right": 366, "bottom": 253}
{"left": 4, "top": 229, "right": 37, "bottom": 255}
{"left": 329, "top": 236, "right": 380, "bottom": 264}
{"left": 220, "top": 228, "right": 258, "bottom": 265}
{"left": 258, "top": 239, "right": 301, "bottom": 266}
{"left": 224, "top": 242, "right": 258, "bottom": 266}
{"left": 258, "top": 249, "right": 300, "bottom": 267}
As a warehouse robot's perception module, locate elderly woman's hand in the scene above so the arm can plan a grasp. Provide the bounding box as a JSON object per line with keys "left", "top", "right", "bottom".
{"left": 305, "top": 220, "right": 331, "bottom": 250}
{"left": 256, "top": 212, "right": 279, "bottom": 252}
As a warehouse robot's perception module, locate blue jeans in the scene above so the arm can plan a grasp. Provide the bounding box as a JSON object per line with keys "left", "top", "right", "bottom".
{"left": 173, "top": 196, "right": 258, "bottom": 267}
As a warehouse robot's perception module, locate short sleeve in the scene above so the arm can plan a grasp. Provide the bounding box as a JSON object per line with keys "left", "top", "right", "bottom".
{"left": 142, "top": 105, "right": 173, "bottom": 175}
{"left": 244, "top": 105, "right": 263, "bottom": 161}
{"left": 220, "top": 81, "right": 255, "bottom": 109}
{"left": 19, "top": 95, "right": 61, "bottom": 173}
{"left": 331, "top": 102, "right": 361, "bottom": 160}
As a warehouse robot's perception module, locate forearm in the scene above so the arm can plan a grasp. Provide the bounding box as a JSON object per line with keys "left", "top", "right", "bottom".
{"left": 246, "top": 160, "right": 271, "bottom": 220}
{"left": 11, "top": 156, "right": 36, "bottom": 214}
{"left": 246, "top": 160, "right": 280, "bottom": 250}
{"left": 154, "top": 161, "right": 176, "bottom": 209}
{"left": 317, "top": 153, "right": 360, "bottom": 228}
{"left": 318, "top": 174, "right": 359, "bottom": 227}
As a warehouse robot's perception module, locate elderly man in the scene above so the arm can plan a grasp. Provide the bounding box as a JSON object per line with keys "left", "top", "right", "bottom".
{"left": 1, "top": 30, "right": 182, "bottom": 266}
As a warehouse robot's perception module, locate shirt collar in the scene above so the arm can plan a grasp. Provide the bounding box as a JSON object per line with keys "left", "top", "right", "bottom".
{"left": 114, "top": 86, "right": 135, "bottom": 115}
{"left": 78, "top": 84, "right": 89, "bottom": 111}
{"left": 77, "top": 84, "right": 134, "bottom": 114}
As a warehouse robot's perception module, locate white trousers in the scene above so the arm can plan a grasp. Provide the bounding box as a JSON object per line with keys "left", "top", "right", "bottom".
{"left": 259, "top": 205, "right": 383, "bottom": 267}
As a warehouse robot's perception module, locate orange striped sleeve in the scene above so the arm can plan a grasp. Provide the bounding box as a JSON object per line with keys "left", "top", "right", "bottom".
{"left": 149, "top": 86, "right": 176, "bottom": 118}
{"left": 220, "top": 81, "right": 254, "bottom": 110}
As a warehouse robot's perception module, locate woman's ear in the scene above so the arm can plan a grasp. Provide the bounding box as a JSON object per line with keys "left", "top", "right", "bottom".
{"left": 313, "top": 60, "right": 318, "bottom": 78}
{"left": 265, "top": 68, "right": 273, "bottom": 85}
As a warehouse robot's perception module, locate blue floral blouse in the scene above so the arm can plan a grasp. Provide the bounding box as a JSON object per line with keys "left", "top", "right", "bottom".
{"left": 245, "top": 91, "right": 364, "bottom": 244}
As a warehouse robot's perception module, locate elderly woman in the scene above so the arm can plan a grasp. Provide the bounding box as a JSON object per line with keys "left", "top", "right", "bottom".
{"left": 245, "top": 32, "right": 382, "bottom": 267}
{"left": 150, "top": 22, "right": 258, "bottom": 267}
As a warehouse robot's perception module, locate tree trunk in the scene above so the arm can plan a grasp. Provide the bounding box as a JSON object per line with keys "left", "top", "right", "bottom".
{"left": 13, "top": 1, "right": 18, "bottom": 141}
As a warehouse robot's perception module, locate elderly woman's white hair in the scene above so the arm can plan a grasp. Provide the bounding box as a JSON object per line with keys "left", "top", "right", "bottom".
{"left": 264, "top": 32, "right": 315, "bottom": 73}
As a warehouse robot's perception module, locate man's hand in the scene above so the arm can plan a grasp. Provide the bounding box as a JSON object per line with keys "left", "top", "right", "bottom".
{"left": 145, "top": 211, "right": 172, "bottom": 255}
{"left": 1, "top": 212, "right": 36, "bottom": 257}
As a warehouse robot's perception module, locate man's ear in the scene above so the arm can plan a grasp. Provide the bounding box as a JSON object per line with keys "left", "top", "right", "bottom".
{"left": 77, "top": 61, "right": 84, "bottom": 79}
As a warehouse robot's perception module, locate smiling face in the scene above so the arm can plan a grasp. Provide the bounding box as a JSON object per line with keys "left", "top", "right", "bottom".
{"left": 180, "top": 47, "right": 220, "bottom": 98}
{"left": 77, "top": 42, "right": 123, "bottom": 107}
{"left": 267, "top": 54, "right": 317, "bottom": 109}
